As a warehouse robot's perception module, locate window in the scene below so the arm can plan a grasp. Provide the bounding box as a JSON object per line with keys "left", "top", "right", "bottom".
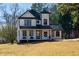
{"left": 29, "top": 30, "right": 33, "bottom": 36}
{"left": 52, "top": 30, "right": 54, "bottom": 37}
{"left": 36, "top": 30, "right": 41, "bottom": 39}
{"left": 24, "top": 20, "right": 31, "bottom": 26}
{"left": 37, "top": 20, "right": 39, "bottom": 23}
{"left": 44, "top": 32, "right": 47, "bottom": 37}
{"left": 23, "top": 30, "right": 27, "bottom": 36}
{"left": 36, "top": 20, "right": 41, "bottom": 25}
{"left": 37, "top": 31, "right": 40, "bottom": 36}
{"left": 22, "top": 30, "right": 27, "bottom": 39}
{"left": 24, "top": 20, "right": 27, "bottom": 26}
{"left": 27, "top": 20, "right": 31, "bottom": 26}
{"left": 44, "top": 19, "right": 47, "bottom": 25}
{"left": 56, "top": 31, "right": 60, "bottom": 37}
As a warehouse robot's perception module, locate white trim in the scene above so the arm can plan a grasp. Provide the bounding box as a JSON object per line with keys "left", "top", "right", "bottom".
{"left": 60, "top": 31, "right": 62, "bottom": 38}
{"left": 53, "top": 30, "right": 62, "bottom": 39}
{"left": 54, "top": 31, "right": 56, "bottom": 38}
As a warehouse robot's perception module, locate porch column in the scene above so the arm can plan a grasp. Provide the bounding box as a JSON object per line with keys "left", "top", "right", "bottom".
{"left": 42, "top": 30, "right": 43, "bottom": 40}
{"left": 54, "top": 31, "right": 56, "bottom": 38}
{"left": 34, "top": 29, "right": 36, "bottom": 40}
{"left": 27, "top": 30, "right": 29, "bottom": 40}
{"left": 60, "top": 31, "right": 62, "bottom": 38}
{"left": 19, "top": 30, "right": 22, "bottom": 40}
{"left": 49, "top": 29, "right": 52, "bottom": 40}
{"left": 17, "top": 30, "right": 20, "bottom": 43}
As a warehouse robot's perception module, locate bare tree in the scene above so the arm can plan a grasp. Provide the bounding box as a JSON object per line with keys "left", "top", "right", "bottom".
{"left": 10, "top": 4, "right": 20, "bottom": 25}
{"left": 0, "top": 3, "right": 23, "bottom": 26}
{"left": 0, "top": 6, "right": 11, "bottom": 25}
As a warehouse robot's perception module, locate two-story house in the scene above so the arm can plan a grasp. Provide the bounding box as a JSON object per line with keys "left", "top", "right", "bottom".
{"left": 16, "top": 9, "right": 63, "bottom": 43}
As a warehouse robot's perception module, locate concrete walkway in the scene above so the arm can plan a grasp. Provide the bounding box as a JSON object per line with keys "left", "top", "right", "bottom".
{"left": 63, "top": 38, "right": 79, "bottom": 41}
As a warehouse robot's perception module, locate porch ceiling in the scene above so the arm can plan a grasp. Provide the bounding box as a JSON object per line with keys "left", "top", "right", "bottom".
{"left": 20, "top": 26, "right": 52, "bottom": 29}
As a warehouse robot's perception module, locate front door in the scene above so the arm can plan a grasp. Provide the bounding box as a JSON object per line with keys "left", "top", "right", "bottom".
{"left": 36, "top": 30, "right": 42, "bottom": 39}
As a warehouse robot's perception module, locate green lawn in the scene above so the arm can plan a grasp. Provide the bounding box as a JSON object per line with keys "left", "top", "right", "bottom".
{"left": 0, "top": 39, "right": 79, "bottom": 56}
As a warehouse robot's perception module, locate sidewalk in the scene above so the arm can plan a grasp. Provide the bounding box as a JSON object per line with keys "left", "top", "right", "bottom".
{"left": 63, "top": 38, "right": 79, "bottom": 41}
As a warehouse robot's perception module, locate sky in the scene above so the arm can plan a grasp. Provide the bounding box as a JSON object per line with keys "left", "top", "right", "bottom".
{"left": 0, "top": 3, "right": 32, "bottom": 23}
{"left": 19, "top": 3, "right": 32, "bottom": 9}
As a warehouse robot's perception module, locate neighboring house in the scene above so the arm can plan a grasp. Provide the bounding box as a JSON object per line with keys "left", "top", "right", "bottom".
{"left": 16, "top": 9, "right": 63, "bottom": 43}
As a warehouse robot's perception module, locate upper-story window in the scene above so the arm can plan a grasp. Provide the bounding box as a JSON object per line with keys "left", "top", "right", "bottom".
{"left": 52, "top": 30, "right": 54, "bottom": 37}
{"left": 37, "top": 20, "right": 39, "bottom": 24}
{"left": 24, "top": 20, "right": 31, "bottom": 26}
{"left": 44, "top": 19, "right": 47, "bottom": 25}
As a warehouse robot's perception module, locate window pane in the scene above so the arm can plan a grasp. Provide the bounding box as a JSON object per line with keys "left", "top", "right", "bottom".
{"left": 29, "top": 30, "right": 33, "bottom": 36}
{"left": 27, "top": 20, "right": 31, "bottom": 26}
{"left": 22, "top": 30, "right": 27, "bottom": 36}
{"left": 36, "top": 30, "right": 41, "bottom": 36}
{"left": 44, "top": 19, "right": 47, "bottom": 25}
{"left": 24, "top": 20, "right": 31, "bottom": 26}
{"left": 22, "top": 30, "right": 27, "bottom": 39}
{"left": 24, "top": 20, "right": 27, "bottom": 26}
{"left": 44, "top": 32, "right": 47, "bottom": 37}
{"left": 56, "top": 31, "right": 60, "bottom": 37}
{"left": 52, "top": 30, "right": 54, "bottom": 37}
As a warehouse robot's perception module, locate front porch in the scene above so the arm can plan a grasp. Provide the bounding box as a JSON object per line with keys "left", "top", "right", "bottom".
{"left": 17, "top": 29, "right": 62, "bottom": 42}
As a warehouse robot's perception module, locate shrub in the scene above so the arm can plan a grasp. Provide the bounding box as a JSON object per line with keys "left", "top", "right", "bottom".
{"left": 0, "top": 25, "right": 16, "bottom": 44}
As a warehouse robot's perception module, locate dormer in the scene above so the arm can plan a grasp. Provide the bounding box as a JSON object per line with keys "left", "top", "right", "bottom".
{"left": 41, "top": 9, "right": 50, "bottom": 26}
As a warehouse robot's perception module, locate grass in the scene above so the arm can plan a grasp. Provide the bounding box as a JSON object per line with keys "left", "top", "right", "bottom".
{"left": 0, "top": 40, "right": 79, "bottom": 56}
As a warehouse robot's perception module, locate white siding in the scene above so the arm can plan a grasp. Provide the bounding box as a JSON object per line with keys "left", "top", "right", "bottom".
{"left": 41, "top": 14, "right": 49, "bottom": 26}
{"left": 20, "top": 19, "right": 24, "bottom": 26}
{"left": 31, "top": 19, "right": 36, "bottom": 26}
{"left": 19, "top": 30, "right": 22, "bottom": 40}
{"left": 16, "top": 19, "right": 20, "bottom": 30}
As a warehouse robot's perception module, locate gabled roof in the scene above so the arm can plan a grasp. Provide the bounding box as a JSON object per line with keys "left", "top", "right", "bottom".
{"left": 18, "top": 9, "right": 51, "bottom": 20}
{"left": 29, "top": 9, "right": 41, "bottom": 20}
{"left": 18, "top": 9, "right": 41, "bottom": 20}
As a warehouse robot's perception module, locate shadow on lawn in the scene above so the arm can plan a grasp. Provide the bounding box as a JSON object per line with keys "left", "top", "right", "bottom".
{"left": 18, "top": 39, "right": 61, "bottom": 45}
